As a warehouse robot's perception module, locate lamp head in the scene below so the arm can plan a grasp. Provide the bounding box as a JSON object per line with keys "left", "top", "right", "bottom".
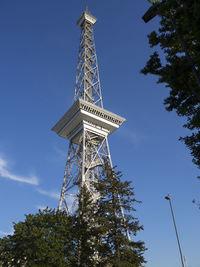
{"left": 165, "top": 194, "right": 170, "bottom": 200}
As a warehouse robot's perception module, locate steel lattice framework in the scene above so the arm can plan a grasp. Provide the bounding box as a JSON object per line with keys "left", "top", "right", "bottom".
{"left": 74, "top": 13, "right": 102, "bottom": 107}
{"left": 52, "top": 9, "right": 126, "bottom": 216}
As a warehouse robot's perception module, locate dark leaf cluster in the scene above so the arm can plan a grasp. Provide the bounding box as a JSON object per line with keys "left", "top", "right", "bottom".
{"left": 0, "top": 209, "right": 76, "bottom": 266}
{"left": 142, "top": 0, "right": 200, "bottom": 171}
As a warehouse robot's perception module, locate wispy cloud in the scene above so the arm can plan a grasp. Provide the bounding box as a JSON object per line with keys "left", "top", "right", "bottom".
{"left": 37, "top": 188, "right": 60, "bottom": 200}
{"left": 37, "top": 188, "right": 79, "bottom": 214}
{"left": 54, "top": 146, "right": 67, "bottom": 160}
{"left": 52, "top": 146, "right": 68, "bottom": 163}
{"left": 36, "top": 205, "right": 47, "bottom": 211}
{"left": 0, "top": 229, "right": 14, "bottom": 236}
{"left": 117, "top": 128, "right": 146, "bottom": 145}
{"left": 0, "top": 156, "right": 39, "bottom": 185}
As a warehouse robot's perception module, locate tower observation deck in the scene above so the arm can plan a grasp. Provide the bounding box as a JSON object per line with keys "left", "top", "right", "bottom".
{"left": 52, "top": 9, "right": 125, "bottom": 213}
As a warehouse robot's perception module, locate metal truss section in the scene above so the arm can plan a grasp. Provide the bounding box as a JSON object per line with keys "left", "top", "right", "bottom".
{"left": 58, "top": 126, "right": 112, "bottom": 214}
{"left": 74, "top": 14, "right": 103, "bottom": 107}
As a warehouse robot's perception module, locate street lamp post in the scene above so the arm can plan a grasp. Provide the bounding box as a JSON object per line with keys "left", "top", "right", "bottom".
{"left": 142, "top": 1, "right": 200, "bottom": 94}
{"left": 165, "top": 194, "right": 185, "bottom": 267}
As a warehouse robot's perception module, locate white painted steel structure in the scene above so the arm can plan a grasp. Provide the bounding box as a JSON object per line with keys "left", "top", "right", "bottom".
{"left": 52, "top": 9, "right": 125, "bottom": 215}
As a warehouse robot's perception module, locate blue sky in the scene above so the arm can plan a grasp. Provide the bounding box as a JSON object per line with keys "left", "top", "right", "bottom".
{"left": 0, "top": 0, "right": 199, "bottom": 266}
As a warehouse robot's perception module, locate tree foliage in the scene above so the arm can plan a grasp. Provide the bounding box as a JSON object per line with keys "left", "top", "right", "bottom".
{"left": 0, "top": 165, "right": 146, "bottom": 266}
{"left": 0, "top": 209, "right": 76, "bottom": 266}
{"left": 94, "top": 164, "right": 146, "bottom": 266}
{"left": 142, "top": 0, "right": 200, "bottom": 172}
{"left": 75, "top": 185, "right": 102, "bottom": 267}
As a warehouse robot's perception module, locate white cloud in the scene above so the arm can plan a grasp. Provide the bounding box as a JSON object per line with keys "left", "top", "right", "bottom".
{"left": 0, "top": 156, "right": 39, "bottom": 185}
{"left": 37, "top": 188, "right": 60, "bottom": 200}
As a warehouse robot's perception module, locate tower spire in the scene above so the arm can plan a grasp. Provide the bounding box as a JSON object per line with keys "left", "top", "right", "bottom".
{"left": 75, "top": 10, "right": 102, "bottom": 106}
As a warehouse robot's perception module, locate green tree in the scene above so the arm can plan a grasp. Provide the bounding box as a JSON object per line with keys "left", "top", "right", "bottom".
{"left": 0, "top": 168, "right": 146, "bottom": 266}
{"left": 142, "top": 0, "right": 200, "bottom": 172}
{"left": 94, "top": 164, "right": 146, "bottom": 267}
{"left": 75, "top": 184, "right": 102, "bottom": 267}
{"left": 0, "top": 208, "right": 76, "bottom": 266}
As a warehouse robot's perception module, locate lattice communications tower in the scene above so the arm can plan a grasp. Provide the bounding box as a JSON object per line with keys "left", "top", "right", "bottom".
{"left": 52, "top": 9, "right": 125, "bottom": 213}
